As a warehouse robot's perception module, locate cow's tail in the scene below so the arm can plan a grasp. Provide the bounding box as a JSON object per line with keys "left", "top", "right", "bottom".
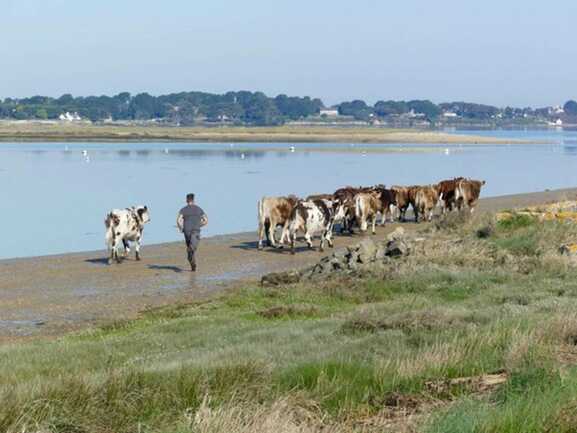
{"left": 355, "top": 196, "right": 368, "bottom": 231}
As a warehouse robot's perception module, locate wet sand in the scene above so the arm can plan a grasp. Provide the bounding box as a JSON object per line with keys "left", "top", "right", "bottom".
{"left": 1, "top": 187, "right": 576, "bottom": 340}
{"left": 0, "top": 123, "right": 537, "bottom": 144}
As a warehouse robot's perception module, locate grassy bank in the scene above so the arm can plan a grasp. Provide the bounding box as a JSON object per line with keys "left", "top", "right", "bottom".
{"left": 2, "top": 211, "right": 577, "bottom": 432}
{"left": 0, "top": 123, "right": 532, "bottom": 144}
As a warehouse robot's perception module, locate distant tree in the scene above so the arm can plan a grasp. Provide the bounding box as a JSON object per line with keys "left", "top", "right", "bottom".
{"left": 564, "top": 100, "right": 577, "bottom": 115}
{"left": 374, "top": 100, "right": 408, "bottom": 116}
{"left": 406, "top": 100, "right": 441, "bottom": 119}
{"left": 35, "top": 108, "right": 48, "bottom": 119}
{"left": 338, "top": 100, "right": 373, "bottom": 120}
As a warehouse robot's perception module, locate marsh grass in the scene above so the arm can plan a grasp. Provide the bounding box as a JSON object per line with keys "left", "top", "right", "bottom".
{"left": 3, "top": 213, "right": 577, "bottom": 432}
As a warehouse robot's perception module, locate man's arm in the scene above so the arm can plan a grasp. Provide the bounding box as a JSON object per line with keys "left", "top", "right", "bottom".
{"left": 176, "top": 211, "right": 184, "bottom": 232}
{"left": 200, "top": 211, "right": 208, "bottom": 227}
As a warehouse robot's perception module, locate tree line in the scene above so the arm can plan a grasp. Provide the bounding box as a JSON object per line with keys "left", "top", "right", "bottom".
{"left": 0, "top": 90, "right": 575, "bottom": 125}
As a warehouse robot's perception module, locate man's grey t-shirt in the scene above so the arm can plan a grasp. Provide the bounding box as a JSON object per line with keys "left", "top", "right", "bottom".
{"left": 179, "top": 205, "right": 206, "bottom": 233}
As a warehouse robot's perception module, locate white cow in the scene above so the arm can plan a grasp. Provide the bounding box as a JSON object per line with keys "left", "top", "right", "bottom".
{"left": 287, "top": 199, "right": 347, "bottom": 254}
{"left": 105, "top": 205, "right": 150, "bottom": 264}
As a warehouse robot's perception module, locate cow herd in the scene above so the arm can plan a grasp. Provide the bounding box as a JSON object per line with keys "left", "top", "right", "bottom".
{"left": 257, "top": 177, "right": 485, "bottom": 254}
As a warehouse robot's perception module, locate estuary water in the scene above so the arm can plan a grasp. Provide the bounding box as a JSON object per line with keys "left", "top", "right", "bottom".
{"left": 1, "top": 129, "right": 577, "bottom": 259}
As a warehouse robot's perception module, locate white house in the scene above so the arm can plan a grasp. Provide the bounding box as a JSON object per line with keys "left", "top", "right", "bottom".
{"left": 442, "top": 111, "right": 458, "bottom": 118}
{"left": 59, "top": 112, "right": 82, "bottom": 122}
{"left": 319, "top": 108, "right": 339, "bottom": 117}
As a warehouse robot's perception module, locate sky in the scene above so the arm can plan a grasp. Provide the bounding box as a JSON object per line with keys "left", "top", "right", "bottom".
{"left": 2, "top": 0, "right": 576, "bottom": 107}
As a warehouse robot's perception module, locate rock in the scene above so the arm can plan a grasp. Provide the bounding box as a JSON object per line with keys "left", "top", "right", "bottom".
{"left": 560, "top": 243, "right": 577, "bottom": 257}
{"left": 358, "top": 238, "right": 378, "bottom": 263}
{"left": 261, "top": 270, "right": 301, "bottom": 286}
{"left": 385, "top": 239, "right": 410, "bottom": 258}
{"left": 387, "top": 227, "right": 406, "bottom": 242}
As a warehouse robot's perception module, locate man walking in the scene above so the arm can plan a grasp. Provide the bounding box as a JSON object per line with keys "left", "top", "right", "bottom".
{"left": 177, "top": 193, "right": 208, "bottom": 271}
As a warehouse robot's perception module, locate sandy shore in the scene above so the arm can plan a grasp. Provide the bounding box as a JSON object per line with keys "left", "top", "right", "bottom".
{"left": 0, "top": 123, "right": 539, "bottom": 144}
{"left": 1, "top": 187, "right": 576, "bottom": 341}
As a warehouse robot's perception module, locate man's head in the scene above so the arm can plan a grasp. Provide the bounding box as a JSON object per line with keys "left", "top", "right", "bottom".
{"left": 186, "top": 193, "right": 195, "bottom": 205}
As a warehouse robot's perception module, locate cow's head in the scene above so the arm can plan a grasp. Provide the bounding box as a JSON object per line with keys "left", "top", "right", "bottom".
{"left": 136, "top": 205, "right": 151, "bottom": 224}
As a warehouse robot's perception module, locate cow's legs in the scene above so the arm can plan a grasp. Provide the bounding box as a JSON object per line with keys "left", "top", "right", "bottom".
{"left": 122, "top": 239, "right": 130, "bottom": 257}
{"left": 257, "top": 220, "right": 265, "bottom": 250}
{"left": 304, "top": 231, "right": 313, "bottom": 249}
{"left": 267, "top": 221, "right": 278, "bottom": 248}
{"left": 135, "top": 236, "right": 141, "bottom": 261}
{"left": 290, "top": 230, "right": 297, "bottom": 255}
{"left": 371, "top": 215, "right": 377, "bottom": 235}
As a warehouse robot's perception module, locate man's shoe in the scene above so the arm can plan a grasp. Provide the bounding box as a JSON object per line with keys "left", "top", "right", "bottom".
{"left": 190, "top": 263, "right": 197, "bottom": 272}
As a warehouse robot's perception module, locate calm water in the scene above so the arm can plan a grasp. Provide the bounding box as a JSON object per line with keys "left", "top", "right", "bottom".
{"left": 2, "top": 130, "right": 577, "bottom": 260}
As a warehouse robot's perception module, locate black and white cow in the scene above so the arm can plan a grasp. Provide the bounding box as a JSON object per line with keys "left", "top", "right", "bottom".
{"left": 287, "top": 199, "right": 347, "bottom": 254}
{"left": 105, "top": 205, "right": 150, "bottom": 264}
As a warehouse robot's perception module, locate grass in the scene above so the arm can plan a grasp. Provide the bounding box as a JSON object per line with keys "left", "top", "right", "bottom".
{"left": 2, "top": 210, "right": 577, "bottom": 432}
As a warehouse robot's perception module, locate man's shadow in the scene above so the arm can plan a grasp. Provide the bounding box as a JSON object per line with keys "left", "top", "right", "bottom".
{"left": 148, "top": 265, "right": 183, "bottom": 273}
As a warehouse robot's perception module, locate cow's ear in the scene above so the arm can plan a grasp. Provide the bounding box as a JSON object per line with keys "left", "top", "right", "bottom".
{"left": 144, "top": 205, "right": 148, "bottom": 211}
{"left": 482, "top": 181, "right": 486, "bottom": 185}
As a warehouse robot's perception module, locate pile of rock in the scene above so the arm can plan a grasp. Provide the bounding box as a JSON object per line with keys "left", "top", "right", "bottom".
{"left": 261, "top": 228, "right": 411, "bottom": 286}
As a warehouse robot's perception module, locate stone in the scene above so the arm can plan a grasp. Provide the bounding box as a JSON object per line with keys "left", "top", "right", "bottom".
{"left": 261, "top": 270, "right": 301, "bottom": 286}
{"left": 357, "top": 238, "right": 378, "bottom": 263}
{"left": 560, "top": 243, "right": 577, "bottom": 257}
{"left": 385, "top": 239, "right": 410, "bottom": 258}
{"left": 387, "top": 227, "right": 406, "bottom": 242}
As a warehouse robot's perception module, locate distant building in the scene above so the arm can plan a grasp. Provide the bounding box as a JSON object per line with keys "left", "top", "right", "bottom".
{"left": 59, "top": 112, "right": 82, "bottom": 122}
{"left": 442, "top": 111, "right": 458, "bottom": 118}
{"left": 319, "top": 108, "right": 339, "bottom": 117}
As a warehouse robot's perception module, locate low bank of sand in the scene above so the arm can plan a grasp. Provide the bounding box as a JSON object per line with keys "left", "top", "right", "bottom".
{"left": 0, "top": 123, "right": 541, "bottom": 144}
{"left": 1, "top": 187, "right": 576, "bottom": 341}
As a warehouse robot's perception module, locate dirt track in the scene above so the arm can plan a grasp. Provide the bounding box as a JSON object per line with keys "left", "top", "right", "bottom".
{"left": 1, "top": 187, "right": 577, "bottom": 340}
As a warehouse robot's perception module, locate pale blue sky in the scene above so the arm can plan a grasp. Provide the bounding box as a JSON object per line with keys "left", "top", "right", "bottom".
{"left": 2, "top": 0, "right": 575, "bottom": 106}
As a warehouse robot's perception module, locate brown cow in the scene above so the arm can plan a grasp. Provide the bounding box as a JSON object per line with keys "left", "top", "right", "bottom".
{"left": 373, "top": 186, "right": 397, "bottom": 224}
{"left": 257, "top": 195, "right": 299, "bottom": 249}
{"left": 414, "top": 185, "right": 440, "bottom": 222}
{"left": 437, "top": 177, "right": 465, "bottom": 213}
{"left": 455, "top": 179, "right": 486, "bottom": 213}
{"left": 354, "top": 191, "right": 382, "bottom": 234}
{"left": 391, "top": 185, "right": 420, "bottom": 221}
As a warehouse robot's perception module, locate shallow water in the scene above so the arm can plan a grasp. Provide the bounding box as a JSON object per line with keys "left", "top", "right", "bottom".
{"left": 1, "top": 130, "right": 577, "bottom": 259}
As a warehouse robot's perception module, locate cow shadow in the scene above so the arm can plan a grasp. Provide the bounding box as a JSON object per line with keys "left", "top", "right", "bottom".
{"left": 85, "top": 257, "right": 109, "bottom": 266}
{"left": 148, "top": 265, "right": 183, "bottom": 273}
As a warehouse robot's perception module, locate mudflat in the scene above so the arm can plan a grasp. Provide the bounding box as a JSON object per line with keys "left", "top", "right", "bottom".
{"left": 1, "top": 187, "right": 576, "bottom": 340}
{"left": 0, "top": 123, "right": 537, "bottom": 144}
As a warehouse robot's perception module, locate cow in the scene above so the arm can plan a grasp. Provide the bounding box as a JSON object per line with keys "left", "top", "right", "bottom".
{"left": 334, "top": 186, "right": 362, "bottom": 234}
{"left": 391, "top": 186, "right": 420, "bottom": 222}
{"left": 373, "top": 185, "right": 397, "bottom": 224}
{"left": 288, "top": 198, "right": 347, "bottom": 254}
{"left": 414, "top": 185, "right": 440, "bottom": 222}
{"left": 333, "top": 186, "right": 378, "bottom": 233}
{"left": 257, "top": 195, "right": 299, "bottom": 249}
{"left": 306, "top": 193, "right": 334, "bottom": 201}
{"left": 105, "top": 205, "right": 150, "bottom": 264}
{"left": 354, "top": 191, "right": 382, "bottom": 234}
{"left": 437, "top": 177, "right": 465, "bottom": 213}
{"left": 455, "top": 179, "right": 486, "bottom": 213}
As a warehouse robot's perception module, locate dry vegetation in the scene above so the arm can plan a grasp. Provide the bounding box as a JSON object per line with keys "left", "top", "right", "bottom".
{"left": 0, "top": 122, "right": 530, "bottom": 144}
{"left": 2, "top": 211, "right": 577, "bottom": 432}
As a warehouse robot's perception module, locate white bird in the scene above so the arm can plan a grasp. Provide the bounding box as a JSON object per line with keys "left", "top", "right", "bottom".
{"left": 290, "top": 146, "right": 295, "bottom": 153}
{"left": 444, "top": 148, "right": 450, "bottom": 155}
{"left": 82, "top": 150, "right": 88, "bottom": 157}
{"left": 240, "top": 153, "right": 245, "bottom": 160}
